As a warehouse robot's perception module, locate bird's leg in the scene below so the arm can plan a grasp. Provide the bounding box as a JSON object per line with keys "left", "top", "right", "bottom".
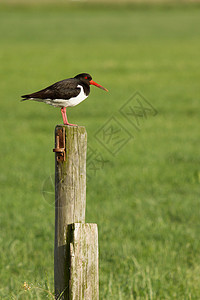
{"left": 61, "top": 107, "right": 67, "bottom": 124}
{"left": 61, "top": 107, "right": 77, "bottom": 126}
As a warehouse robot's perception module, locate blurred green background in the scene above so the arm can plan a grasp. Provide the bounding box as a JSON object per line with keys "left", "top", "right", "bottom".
{"left": 0, "top": 1, "right": 200, "bottom": 299}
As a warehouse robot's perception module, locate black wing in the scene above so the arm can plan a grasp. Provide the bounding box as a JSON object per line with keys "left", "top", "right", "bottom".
{"left": 21, "top": 78, "right": 81, "bottom": 100}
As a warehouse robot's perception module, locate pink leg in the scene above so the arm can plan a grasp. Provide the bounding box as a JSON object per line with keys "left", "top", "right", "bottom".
{"left": 61, "top": 107, "right": 77, "bottom": 126}
{"left": 61, "top": 107, "right": 67, "bottom": 124}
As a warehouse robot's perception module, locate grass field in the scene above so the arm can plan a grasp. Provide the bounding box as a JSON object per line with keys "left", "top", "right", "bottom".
{"left": 0, "top": 2, "right": 200, "bottom": 299}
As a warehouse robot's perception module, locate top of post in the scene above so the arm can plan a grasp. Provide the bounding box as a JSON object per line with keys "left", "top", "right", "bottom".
{"left": 56, "top": 124, "right": 87, "bottom": 134}
{"left": 54, "top": 125, "right": 87, "bottom": 162}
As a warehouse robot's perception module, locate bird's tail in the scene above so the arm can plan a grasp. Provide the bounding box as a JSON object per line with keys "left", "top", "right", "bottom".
{"left": 21, "top": 94, "right": 31, "bottom": 101}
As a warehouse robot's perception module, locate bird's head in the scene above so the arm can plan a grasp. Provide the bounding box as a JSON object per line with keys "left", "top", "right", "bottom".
{"left": 74, "top": 73, "right": 108, "bottom": 92}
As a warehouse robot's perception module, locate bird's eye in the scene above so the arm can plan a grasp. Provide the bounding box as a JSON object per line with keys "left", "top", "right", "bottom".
{"left": 85, "top": 76, "right": 88, "bottom": 79}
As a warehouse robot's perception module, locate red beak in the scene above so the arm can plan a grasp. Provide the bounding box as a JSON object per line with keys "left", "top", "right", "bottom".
{"left": 90, "top": 80, "right": 108, "bottom": 92}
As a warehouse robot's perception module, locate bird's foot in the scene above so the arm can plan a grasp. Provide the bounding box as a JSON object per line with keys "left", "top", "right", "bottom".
{"left": 64, "top": 122, "right": 78, "bottom": 126}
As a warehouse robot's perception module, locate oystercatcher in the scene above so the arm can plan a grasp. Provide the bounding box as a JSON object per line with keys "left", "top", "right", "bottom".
{"left": 21, "top": 73, "right": 108, "bottom": 126}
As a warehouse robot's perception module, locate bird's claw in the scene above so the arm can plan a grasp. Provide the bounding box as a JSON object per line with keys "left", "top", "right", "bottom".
{"left": 64, "top": 123, "right": 78, "bottom": 126}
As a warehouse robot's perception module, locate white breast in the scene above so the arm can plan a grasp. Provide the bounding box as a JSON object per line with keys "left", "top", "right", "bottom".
{"left": 30, "top": 85, "right": 88, "bottom": 108}
{"left": 63, "top": 85, "right": 88, "bottom": 107}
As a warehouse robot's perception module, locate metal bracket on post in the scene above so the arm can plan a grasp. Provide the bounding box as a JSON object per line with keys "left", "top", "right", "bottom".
{"left": 53, "top": 127, "right": 66, "bottom": 162}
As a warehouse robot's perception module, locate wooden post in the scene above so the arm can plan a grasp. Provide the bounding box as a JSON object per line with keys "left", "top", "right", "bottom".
{"left": 69, "top": 223, "right": 99, "bottom": 300}
{"left": 54, "top": 125, "right": 99, "bottom": 300}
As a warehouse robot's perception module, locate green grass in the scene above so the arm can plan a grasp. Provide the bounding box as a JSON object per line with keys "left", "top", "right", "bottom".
{"left": 0, "top": 3, "right": 200, "bottom": 299}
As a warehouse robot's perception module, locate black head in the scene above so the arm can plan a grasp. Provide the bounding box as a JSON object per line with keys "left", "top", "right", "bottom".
{"left": 74, "top": 73, "right": 108, "bottom": 92}
{"left": 74, "top": 73, "right": 92, "bottom": 83}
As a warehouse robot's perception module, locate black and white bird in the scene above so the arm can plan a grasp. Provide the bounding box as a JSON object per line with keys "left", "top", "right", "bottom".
{"left": 21, "top": 73, "right": 108, "bottom": 126}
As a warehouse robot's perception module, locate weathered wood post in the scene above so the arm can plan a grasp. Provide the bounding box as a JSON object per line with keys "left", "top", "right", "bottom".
{"left": 53, "top": 125, "right": 99, "bottom": 300}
